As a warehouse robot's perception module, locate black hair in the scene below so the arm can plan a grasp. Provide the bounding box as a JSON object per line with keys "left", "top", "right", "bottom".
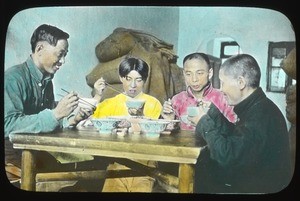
{"left": 183, "top": 52, "right": 211, "bottom": 69}
{"left": 30, "top": 24, "right": 69, "bottom": 53}
{"left": 118, "top": 57, "right": 149, "bottom": 82}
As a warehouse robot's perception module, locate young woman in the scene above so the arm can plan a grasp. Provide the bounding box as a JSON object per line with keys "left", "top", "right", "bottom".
{"left": 91, "top": 56, "right": 162, "bottom": 192}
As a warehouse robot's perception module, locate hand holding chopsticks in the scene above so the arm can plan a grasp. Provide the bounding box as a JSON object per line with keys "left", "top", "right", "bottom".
{"left": 56, "top": 88, "right": 96, "bottom": 127}
{"left": 61, "top": 88, "right": 96, "bottom": 110}
{"left": 53, "top": 89, "right": 84, "bottom": 121}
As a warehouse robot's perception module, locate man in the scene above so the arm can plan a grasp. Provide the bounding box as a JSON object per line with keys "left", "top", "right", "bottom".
{"left": 4, "top": 24, "right": 95, "bottom": 189}
{"left": 190, "top": 54, "right": 292, "bottom": 193}
{"left": 161, "top": 52, "right": 237, "bottom": 130}
{"left": 158, "top": 53, "right": 237, "bottom": 190}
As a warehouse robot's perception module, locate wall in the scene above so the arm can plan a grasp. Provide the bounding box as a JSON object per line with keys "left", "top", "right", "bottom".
{"left": 177, "top": 7, "right": 296, "bottom": 125}
{"left": 5, "top": 6, "right": 295, "bottom": 125}
{"left": 5, "top": 6, "right": 180, "bottom": 98}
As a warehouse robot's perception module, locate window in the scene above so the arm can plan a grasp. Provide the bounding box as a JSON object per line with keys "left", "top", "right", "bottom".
{"left": 220, "top": 41, "right": 241, "bottom": 63}
{"left": 267, "top": 42, "right": 295, "bottom": 93}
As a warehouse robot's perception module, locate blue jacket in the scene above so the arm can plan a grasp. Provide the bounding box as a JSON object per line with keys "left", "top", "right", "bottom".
{"left": 4, "top": 56, "right": 63, "bottom": 138}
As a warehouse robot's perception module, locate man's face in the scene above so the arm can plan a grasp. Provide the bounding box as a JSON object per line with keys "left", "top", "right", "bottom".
{"left": 120, "top": 70, "right": 144, "bottom": 98}
{"left": 183, "top": 59, "right": 212, "bottom": 93}
{"left": 37, "top": 39, "right": 69, "bottom": 75}
{"left": 219, "top": 69, "right": 242, "bottom": 106}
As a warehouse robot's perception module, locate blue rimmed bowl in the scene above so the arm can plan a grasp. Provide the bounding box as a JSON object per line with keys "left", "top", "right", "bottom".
{"left": 138, "top": 119, "right": 170, "bottom": 138}
{"left": 91, "top": 117, "right": 123, "bottom": 134}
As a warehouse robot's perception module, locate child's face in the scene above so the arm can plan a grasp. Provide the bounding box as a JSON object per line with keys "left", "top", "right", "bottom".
{"left": 183, "top": 58, "right": 211, "bottom": 93}
{"left": 120, "top": 70, "right": 144, "bottom": 98}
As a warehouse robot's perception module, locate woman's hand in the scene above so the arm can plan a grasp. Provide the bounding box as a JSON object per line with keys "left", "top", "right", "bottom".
{"left": 93, "top": 77, "right": 106, "bottom": 103}
{"left": 128, "top": 107, "right": 144, "bottom": 116}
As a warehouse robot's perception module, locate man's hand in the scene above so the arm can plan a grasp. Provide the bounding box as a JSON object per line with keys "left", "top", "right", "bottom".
{"left": 161, "top": 98, "right": 175, "bottom": 120}
{"left": 69, "top": 107, "right": 95, "bottom": 127}
{"left": 53, "top": 91, "right": 79, "bottom": 120}
{"left": 188, "top": 101, "right": 211, "bottom": 126}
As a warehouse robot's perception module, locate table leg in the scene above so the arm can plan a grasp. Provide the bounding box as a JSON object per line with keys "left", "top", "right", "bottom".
{"left": 21, "top": 150, "right": 36, "bottom": 191}
{"left": 178, "top": 163, "right": 194, "bottom": 193}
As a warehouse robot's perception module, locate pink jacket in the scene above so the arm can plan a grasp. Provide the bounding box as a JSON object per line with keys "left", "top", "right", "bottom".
{"left": 171, "top": 83, "right": 238, "bottom": 130}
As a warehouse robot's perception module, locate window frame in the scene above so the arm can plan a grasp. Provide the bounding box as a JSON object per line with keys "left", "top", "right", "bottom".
{"left": 266, "top": 41, "right": 295, "bottom": 93}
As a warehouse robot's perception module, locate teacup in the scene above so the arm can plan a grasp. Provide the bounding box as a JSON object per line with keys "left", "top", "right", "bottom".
{"left": 125, "top": 99, "right": 145, "bottom": 110}
{"left": 187, "top": 106, "right": 199, "bottom": 117}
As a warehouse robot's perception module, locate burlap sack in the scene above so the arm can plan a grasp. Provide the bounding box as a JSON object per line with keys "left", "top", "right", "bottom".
{"left": 95, "top": 28, "right": 136, "bottom": 62}
{"left": 95, "top": 27, "right": 177, "bottom": 63}
{"left": 286, "top": 84, "right": 296, "bottom": 124}
{"left": 86, "top": 28, "right": 185, "bottom": 104}
{"left": 281, "top": 48, "right": 296, "bottom": 80}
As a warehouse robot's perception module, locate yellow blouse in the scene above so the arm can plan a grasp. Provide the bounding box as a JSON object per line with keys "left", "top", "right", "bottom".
{"left": 93, "top": 93, "right": 162, "bottom": 119}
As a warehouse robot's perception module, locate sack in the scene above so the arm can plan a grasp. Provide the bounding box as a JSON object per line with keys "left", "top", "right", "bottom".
{"left": 95, "top": 28, "right": 136, "bottom": 62}
{"left": 281, "top": 48, "right": 296, "bottom": 80}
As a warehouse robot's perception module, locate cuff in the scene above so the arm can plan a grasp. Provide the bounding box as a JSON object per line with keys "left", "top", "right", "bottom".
{"left": 62, "top": 113, "right": 76, "bottom": 128}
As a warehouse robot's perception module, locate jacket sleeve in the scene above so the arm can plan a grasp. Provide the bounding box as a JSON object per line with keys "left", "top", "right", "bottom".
{"left": 4, "top": 74, "right": 61, "bottom": 137}
{"left": 196, "top": 104, "right": 272, "bottom": 168}
{"left": 196, "top": 104, "right": 241, "bottom": 167}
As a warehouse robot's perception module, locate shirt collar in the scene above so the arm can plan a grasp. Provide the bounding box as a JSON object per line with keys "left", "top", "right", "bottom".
{"left": 186, "top": 82, "right": 212, "bottom": 99}
{"left": 26, "top": 56, "right": 53, "bottom": 84}
{"left": 233, "top": 87, "right": 264, "bottom": 115}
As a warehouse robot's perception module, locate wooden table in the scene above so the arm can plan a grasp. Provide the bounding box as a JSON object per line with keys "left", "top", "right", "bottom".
{"left": 9, "top": 128, "right": 202, "bottom": 193}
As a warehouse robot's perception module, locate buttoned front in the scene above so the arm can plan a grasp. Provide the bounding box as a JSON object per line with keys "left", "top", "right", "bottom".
{"left": 4, "top": 56, "right": 61, "bottom": 137}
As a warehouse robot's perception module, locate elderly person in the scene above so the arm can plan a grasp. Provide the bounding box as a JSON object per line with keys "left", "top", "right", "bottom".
{"left": 189, "top": 54, "right": 292, "bottom": 193}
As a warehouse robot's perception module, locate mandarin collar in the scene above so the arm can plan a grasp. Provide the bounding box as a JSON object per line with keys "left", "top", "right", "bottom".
{"left": 186, "top": 82, "right": 212, "bottom": 99}
{"left": 233, "top": 87, "right": 265, "bottom": 115}
{"left": 26, "top": 56, "right": 53, "bottom": 84}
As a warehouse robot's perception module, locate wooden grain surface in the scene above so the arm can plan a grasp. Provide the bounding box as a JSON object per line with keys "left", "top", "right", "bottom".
{"left": 9, "top": 128, "right": 202, "bottom": 164}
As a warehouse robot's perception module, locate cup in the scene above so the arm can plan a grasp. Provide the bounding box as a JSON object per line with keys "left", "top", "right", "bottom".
{"left": 187, "top": 106, "right": 199, "bottom": 117}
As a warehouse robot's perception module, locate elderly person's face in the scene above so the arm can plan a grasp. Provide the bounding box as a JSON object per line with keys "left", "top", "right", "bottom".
{"left": 120, "top": 70, "right": 144, "bottom": 98}
{"left": 219, "top": 69, "right": 243, "bottom": 106}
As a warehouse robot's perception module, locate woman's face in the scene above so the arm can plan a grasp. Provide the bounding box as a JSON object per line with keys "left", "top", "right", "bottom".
{"left": 120, "top": 70, "right": 144, "bottom": 98}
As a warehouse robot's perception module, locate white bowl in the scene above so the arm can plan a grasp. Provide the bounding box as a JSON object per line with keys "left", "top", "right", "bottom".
{"left": 125, "top": 99, "right": 145, "bottom": 110}
{"left": 138, "top": 119, "right": 170, "bottom": 138}
{"left": 91, "top": 117, "right": 123, "bottom": 134}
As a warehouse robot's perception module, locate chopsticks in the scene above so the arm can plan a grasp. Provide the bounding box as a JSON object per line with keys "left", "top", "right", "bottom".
{"left": 60, "top": 88, "right": 96, "bottom": 109}
{"left": 104, "top": 82, "right": 125, "bottom": 95}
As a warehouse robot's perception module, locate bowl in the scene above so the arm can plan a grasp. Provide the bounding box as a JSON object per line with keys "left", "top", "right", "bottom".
{"left": 78, "top": 98, "right": 97, "bottom": 110}
{"left": 160, "top": 119, "right": 180, "bottom": 135}
{"left": 91, "top": 117, "right": 123, "bottom": 134}
{"left": 138, "top": 119, "right": 170, "bottom": 138}
{"left": 125, "top": 99, "right": 145, "bottom": 110}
